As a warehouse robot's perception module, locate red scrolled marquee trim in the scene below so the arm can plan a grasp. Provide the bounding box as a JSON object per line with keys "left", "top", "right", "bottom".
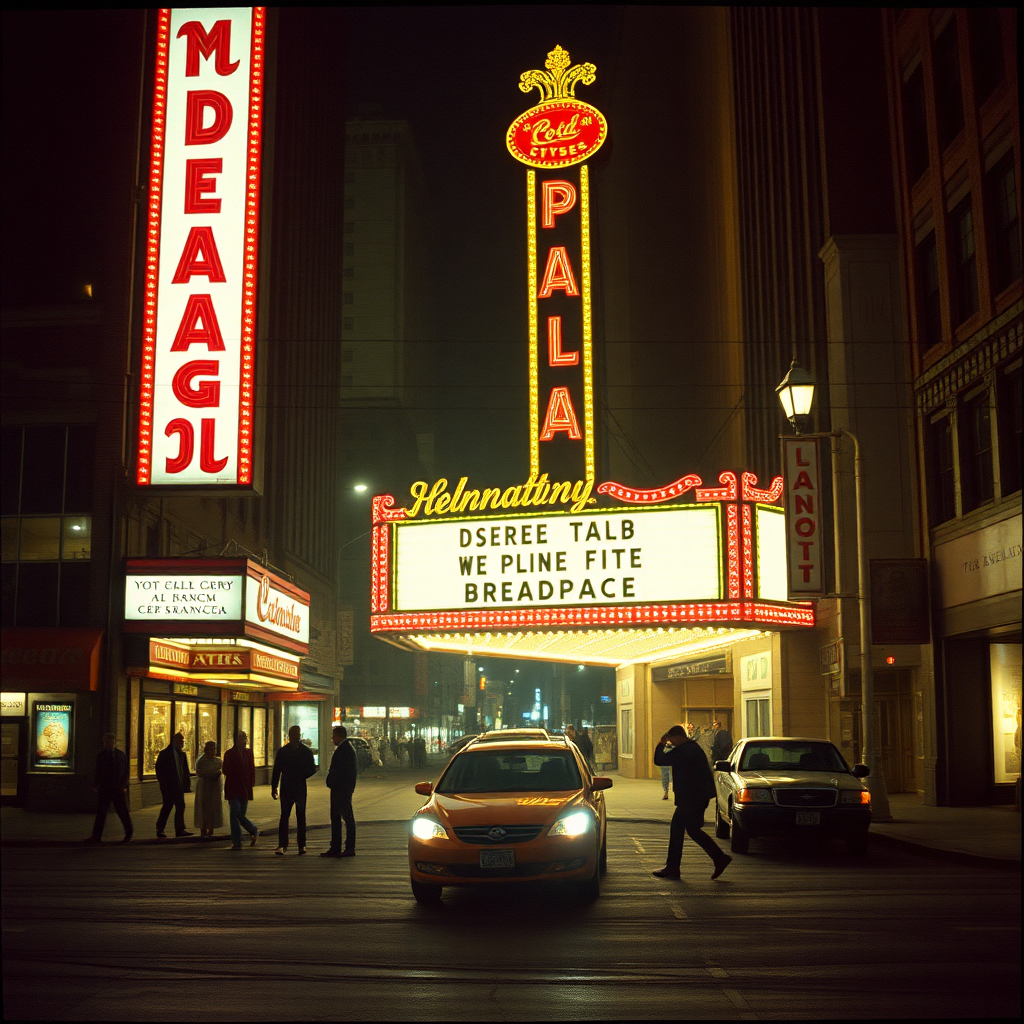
{"left": 741, "top": 471, "right": 784, "bottom": 505}
{"left": 695, "top": 471, "right": 738, "bottom": 502}
{"left": 372, "top": 494, "right": 407, "bottom": 525}
{"left": 596, "top": 474, "right": 702, "bottom": 505}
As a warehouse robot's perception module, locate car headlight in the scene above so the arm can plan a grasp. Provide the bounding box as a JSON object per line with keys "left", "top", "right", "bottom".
{"left": 840, "top": 791, "right": 871, "bottom": 805}
{"left": 735, "top": 788, "right": 773, "bottom": 803}
{"left": 548, "top": 810, "right": 592, "bottom": 836}
{"left": 411, "top": 817, "right": 448, "bottom": 840}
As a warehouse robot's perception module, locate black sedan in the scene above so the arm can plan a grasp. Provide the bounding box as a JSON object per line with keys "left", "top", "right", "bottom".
{"left": 713, "top": 737, "right": 872, "bottom": 855}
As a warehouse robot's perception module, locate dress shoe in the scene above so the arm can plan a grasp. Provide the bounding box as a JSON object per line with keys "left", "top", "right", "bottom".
{"left": 156, "top": 832, "right": 167, "bottom": 839}
{"left": 83, "top": 835, "right": 101, "bottom": 843}
{"left": 339, "top": 849, "right": 356, "bottom": 858}
{"left": 651, "top": 867, "right": 681, "bottom": 880}
{"left": 298, "top": 846, "right": 307, "bottom": 855}
{"left": 711, "top": 855, "right": 733, "bottom": 880}
{"left": 320, "top": 850, "right": 341, "bottom": 858}
{"left": 176, "top": 830, "right": 194, "bottom": 838}
{"left": 274, "top": 847, "right": 286, "bottom": 856}
{"left": 121, "top": 834, "right": 133, "bottom": 844}
{"left": 230, "top": 844, "right": 243, "bottom": 851}
{"left": 250, "top": 831, "right": 260, "bottom": 848}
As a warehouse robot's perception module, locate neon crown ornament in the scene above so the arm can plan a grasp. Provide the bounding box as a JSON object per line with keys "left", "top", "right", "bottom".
{"left": 518, "top": 45, "right": 596, "bottom": 101}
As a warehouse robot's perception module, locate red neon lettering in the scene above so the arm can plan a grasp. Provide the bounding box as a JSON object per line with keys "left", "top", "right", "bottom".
{"left": 172, "top": 360, "right": 221, "bottom": 407}
{"left": 172, "top": 226, "right": 226, "bottom": 282}
{"left": 199, "top": 419, "right": 228, "bottom": 472}
{"left": 798, "top": 542, "right": 815, "bottom": 559}
{"left": 541, "top": 180, "right": 577, "bottom": 228}
{"left": 795, "top": 494, "right": 814, "bottom": 514}
{"left": 547, "top": 316, "right": 578, "bottom": 366}
{"left": 184, "top": 91, "right": 233, "bottom": 145}
{"left": 171, "top": 294, "right": 226, "bottom": 351}
{"left": 539, "top": 387, "right": 582, "bottom": 440}
{"left": 537, "top": 247, "right": 579, "bottom": 298}
{"left": 165, "top": 419, "right": 194, "bottom": 473}
{"left": 800, "top": 565, "right": 814, "bottom": 582}
{"left": 177, "top": 20, "right": 240, "bottom": 77}
{"left": 795, "top": 517, "right": 816, "bottom": 537}
{"left": 792, "top": 470, "right": 814, "bottom": 489}
{"left": 796, "top": 447, "right": 810, "bottom": 467}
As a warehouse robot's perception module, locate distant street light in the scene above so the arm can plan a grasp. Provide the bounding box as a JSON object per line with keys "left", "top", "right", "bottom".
{"left": 353, "top": 483, "right": 368, "bottom": 493}
{"left": 776, "top": 362, "right": 891, "bottom": 820}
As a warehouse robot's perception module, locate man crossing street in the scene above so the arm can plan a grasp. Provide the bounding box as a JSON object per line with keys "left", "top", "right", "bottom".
{"left": 321, "top": 725, "right": 358, "bottom": 858}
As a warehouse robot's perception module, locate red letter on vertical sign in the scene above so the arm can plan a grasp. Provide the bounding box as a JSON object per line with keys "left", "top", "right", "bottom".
{"left": 199, "top": 419, "right": 229, "bottom": 472}
{"left": 184, "top": 91, "right": 233, "bottom": 145}
{"left": 172, "top": 360, "right": 221, "bottom": 407}
{"left": 538, "top": 247, "right": 579, "bottom": 298}
{"left": 170, "top": 294, "right": 226, "bottom": 351}
{"left": 177, "top": 20, "right": 240, "bottom": 77}
{"left": 547, "top": 315, "right": 579, "bottom": 366}
{"left": 184, "top": 159, "right": 223, "bottom": 215}
{"left": 172, "top": 226, "right": 227, "bottom": 282}
{"left": 539, "top": 387, "right": 583, "bottom": 440}
{"left": 165, "top": 419, "right": 194, "bottom": 473}
{"left": 541, "top": 180, "right": 577, "bottom": 228}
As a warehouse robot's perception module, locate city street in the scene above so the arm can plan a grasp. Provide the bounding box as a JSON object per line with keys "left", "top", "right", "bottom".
{"left": 2, "top": 805, "right": 1019, "bottom": 1021}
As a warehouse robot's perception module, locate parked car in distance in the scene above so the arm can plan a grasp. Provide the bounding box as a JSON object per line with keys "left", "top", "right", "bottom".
{"left": 713, "top": 737, "right": 872, "bottom": 855}
{"left": 445, "top": 734, "right": 478, "bottom": 757}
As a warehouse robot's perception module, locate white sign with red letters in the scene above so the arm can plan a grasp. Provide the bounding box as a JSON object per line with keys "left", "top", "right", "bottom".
{"left": 782, "top": 437, "right": 825, "bottom": 598}
{"left": 137, "top": 7, "right": 265, "bottom": 487}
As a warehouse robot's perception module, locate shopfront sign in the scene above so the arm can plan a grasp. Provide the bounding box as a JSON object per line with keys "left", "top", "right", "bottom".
{"left": 136, "top": 8, "right": 266, "bottom": 488}
{"left": 781, "top": 438, "right": 825, "bottom": 598}
{"left": 245, "top": 567, "right": 310, "bottom": 650}
{"left": 1, "top": 693, "right": 27, "bottom": 717}
{"left": 1, "top": 629, "right": 104, "bottom": 692}
{"left": 31, "top": 701, "right": 74, "bottom": 772}
{"left": 933, "top": 514, "right": 1022, "bottom": 608}
{"left": 125, "top": 572, "right": 244, "bottom": 621}
{"left": 148, "top": 640, "right": 300, "bottom": 685}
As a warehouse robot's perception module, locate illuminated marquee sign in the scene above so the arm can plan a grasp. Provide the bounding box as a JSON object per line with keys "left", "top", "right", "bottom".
{"left": 136, "top": 8, "right": 266, "bottom": 488}
{"left": 782, "top": 438, "right": 825, "bottom": 598}
{"left": 148, "top": 640, "right": 300, "bottom": 684}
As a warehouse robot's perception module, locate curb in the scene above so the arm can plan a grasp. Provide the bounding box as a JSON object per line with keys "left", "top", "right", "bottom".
{"left": 867, "top": 828, "right": 1020, "bottom": 869}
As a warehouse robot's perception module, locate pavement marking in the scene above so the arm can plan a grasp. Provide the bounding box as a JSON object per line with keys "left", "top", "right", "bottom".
{"left": 668, "top": 903, "right": 690, "bottom": 921}
{"left": 631, "top": 837, "right": 647, "bottom": 855}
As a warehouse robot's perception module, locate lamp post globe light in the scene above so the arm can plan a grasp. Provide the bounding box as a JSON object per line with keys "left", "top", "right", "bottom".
{"left": 776, "top": 362, "right": 892, "bottom": 821}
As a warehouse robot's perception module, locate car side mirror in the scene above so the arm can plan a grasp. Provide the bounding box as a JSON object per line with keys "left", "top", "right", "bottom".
{"left": 851, "top": 764, "right": 870, "bottom": 778}
{"left": 591, "top": 776, "right": 613, "bottom": 791}
{"left": 714, "top": 760, "right": 732, "bottom": 772}
{"left": 414, "top": 781, "right": 433, "bottom": 796}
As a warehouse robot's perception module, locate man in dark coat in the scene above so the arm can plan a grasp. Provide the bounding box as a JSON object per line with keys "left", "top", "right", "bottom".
{"left": 577, "top": 727, "right": 595, "bottom": 770}
{"left": 652, "top": 724, "right": 731, "bottom": 881}
{"left": 711, "top": 721, "right": 734, "bottom": 763}
{"left": 271, "top": 725, "right": 318, "bottom": 855}
{"left": 84, "top": 733, "right": 133, "bottom": 843}
{"left": 155, "top": 732, "right": 192, "bottom": 838}
{"left": 321, "top": 725, "right": 358, "bottom": 858}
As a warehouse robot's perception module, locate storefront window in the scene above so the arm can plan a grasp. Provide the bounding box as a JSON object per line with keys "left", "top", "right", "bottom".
{"left": 745, "top": 695, "right": 771, "bottom": 738}
{"left": 221, "top": 705, "right": 235, "bottom": 755}
{"left": 144, "top": 700, "right": 171, "bottom": 775}
{"left": 175, "top": 701, "right": 197, "bottom": 765}
{"left": 237, "top": 706, "right": 252, "bottom": 749}
{"left": 252, "top": 707, "right": 267, "bottom": 766}
{"left": 619, "top": 708, "right": 633, "bottom": 755}
{"left": 283, "top": 703, "right": 320, "bottom": 765}
{"left": 990, "top": 644, "right": 1022, "bottom": 785}
{"left": 198, "top": 703, "right": 218, "bottom": 755}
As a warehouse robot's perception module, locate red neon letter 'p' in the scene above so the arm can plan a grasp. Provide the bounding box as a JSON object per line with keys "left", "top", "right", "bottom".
{"left": 541, "top": 180, "right": 577, "bottom": 228}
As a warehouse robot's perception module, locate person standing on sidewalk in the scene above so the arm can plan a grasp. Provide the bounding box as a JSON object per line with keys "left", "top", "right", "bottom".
{"left": 155, "top": 733, "right": 193, "bottom": 838}
{"left": 84, "top": 733, "right": 133, "bottom": 844}
{"left": 711, "top": 721, "right": 734, "bottom": 763}
{"left": 193, "top": 741, "right": 224, "bottom": 839}
{"left": 652, "top": 724, "right": 731, "bottom": 881}
{"left": 271, "top": 725, "right": 317, "bottom": 855}
{"left": 321, "top": 725, "right": 357, "bottom": 858}
{"left": 577, "top": 727, "right": 595, "bottom": 771}
{"left": 223, "top": 731, "right": 260, "bottom": 850}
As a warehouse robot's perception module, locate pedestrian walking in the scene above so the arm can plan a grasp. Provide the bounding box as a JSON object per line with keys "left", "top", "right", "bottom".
{"left": 84, "top": 733, "right": 133, "bottom": 843}
{"left": 711, "top": 721, "right": 734, "bottom": 763}
{"left": 414, "top": 734, "right": 427, "bottom": 768}
{"left": 193, "top": 740, "right": 224, "bottom": 839}
{"left": 271, "top": 725, "right": 317, "bottom": 855}
{"left": 321, "top": 725, "right": 357, "bottom": 858}
{"left": 652, "top": 724, "right": 731, "bottom": 881}
{"left": 660, "top": 751, "right": 673, "bottom": 800}
{"left": 155, "top": 732, "right": 193, "bottom": 838}
{"left": 577, "top": 727, "right": 595, "bottom": 771}
{"left": 565, "top": 724, "right": 577, "bottom": 744}
{"left": 223, "top": 730, "right": 260, "bottom": 850}
{"left": 398, "top": 735, "right": 410, "bottom": 766}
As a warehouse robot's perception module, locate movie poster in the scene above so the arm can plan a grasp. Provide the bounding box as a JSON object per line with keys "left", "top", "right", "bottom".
{"left": 32, "top": 702, "right": 74, "bottom": 771}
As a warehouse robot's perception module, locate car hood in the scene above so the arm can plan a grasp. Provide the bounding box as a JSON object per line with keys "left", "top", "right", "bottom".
{"left": 738, "top": 770, "right": 865, "bottom": 791}
{"left": 430, "top": 791, "right": 581, "bottom": 826}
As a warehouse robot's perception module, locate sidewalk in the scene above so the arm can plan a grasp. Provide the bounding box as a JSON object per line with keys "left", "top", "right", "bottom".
{"left": 1, "top": 762, "right": 1018, "bottom": 867}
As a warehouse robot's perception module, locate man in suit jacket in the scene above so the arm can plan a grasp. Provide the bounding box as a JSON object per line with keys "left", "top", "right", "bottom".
{"left": 271, "top": 725, "right": 318, "bottom": 855}
{"left": 155, "top": 732, "right": 193, "bottom": 838}
{"left": 84, "top": 733, "right": 133, "bottom": 843}
{"left": 652, "top": 724, "right": 731, "bottom": 881}
{"left": 321, "top": 725, "right": 358, "bottom": 858}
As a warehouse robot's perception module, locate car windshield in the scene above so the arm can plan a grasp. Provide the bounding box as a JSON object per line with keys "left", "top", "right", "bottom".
{"left": 436, "top": 750, "right": 582, "bottom": 794}
{"left": 740, "top": 742, "right": 849, "bottom": 773}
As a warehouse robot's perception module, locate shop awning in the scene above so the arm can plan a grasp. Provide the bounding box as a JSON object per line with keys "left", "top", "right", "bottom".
{"left": 1, "top": 628, "right": 104, "bottom": 691}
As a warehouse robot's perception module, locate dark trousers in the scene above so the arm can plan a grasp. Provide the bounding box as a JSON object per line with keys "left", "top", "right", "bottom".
{"left": 155, "top": 792, "right": 186, "bottom": 835}
{"left": 666, "top": 805, "right": 723, "bottom": 868}
{"left": 330, "top": 787, "right": 356, "bottom": 852}
{"left": 92, "top": 788, "right": 133, "bottom": 838}
{"left": 278, "top": 787, "right": 307, "bottom": 848}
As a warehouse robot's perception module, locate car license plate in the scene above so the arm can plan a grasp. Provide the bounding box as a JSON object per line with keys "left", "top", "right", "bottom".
{"left": 479, "top": 849, "right": 515, "bottom": 869}
{"left": 796, "top": 811, "right": 820, "bottom": 826}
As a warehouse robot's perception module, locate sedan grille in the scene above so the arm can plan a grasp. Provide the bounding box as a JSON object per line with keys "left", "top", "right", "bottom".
{"left": 774, "top": 789, "right": 837, "bottom": 808}
{"left": 453, "top": 825, "right": 544, "bottom": 844}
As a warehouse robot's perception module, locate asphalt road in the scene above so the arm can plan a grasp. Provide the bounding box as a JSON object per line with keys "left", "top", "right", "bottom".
{"left": 2, "top": 822, "right": 1019, "bottom": 1021}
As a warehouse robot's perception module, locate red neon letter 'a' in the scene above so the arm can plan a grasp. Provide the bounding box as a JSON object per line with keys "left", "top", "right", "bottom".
{"left": 170, "top": 294, "right": 226, "bottom": 351}
{"left": 539, "top": 386, "right": 583, "bottom": 440}
{"left": 538, "top": 246, "right": 579, "bottom": 298}
{"left": 172, "top": 226, "right": 227, "bottom": 283}
{"left": 177, "top": 20, "right": 240, "bottom": 77}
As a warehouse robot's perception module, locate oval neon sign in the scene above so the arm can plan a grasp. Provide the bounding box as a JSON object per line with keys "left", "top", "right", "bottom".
{"left": 506, "top": 100, "right": 608, "bottom": 169}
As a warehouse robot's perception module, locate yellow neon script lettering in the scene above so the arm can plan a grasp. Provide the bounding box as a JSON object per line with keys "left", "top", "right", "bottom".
{"left": 529, "top": 114, "right": 581, "bottom": 146}
{"left": 405, "top": 476, "right": 594, "bottom": 518}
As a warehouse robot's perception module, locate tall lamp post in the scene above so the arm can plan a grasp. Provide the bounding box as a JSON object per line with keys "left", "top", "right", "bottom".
{"left": 776, "top": 360, "right": 892, "bottom": 820}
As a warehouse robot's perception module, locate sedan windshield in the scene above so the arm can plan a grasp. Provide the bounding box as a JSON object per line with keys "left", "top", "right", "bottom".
{"left": 436, "top": 751, "right": 582, "bottom": 794}
{"left": 739, "top": 742, "right": 849, "bottom": 773}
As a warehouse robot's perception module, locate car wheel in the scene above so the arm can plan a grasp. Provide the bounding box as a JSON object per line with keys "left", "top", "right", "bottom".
{"left": 846, "top": 833, "right": 869, "bottom": 856}
{"left": 714, "top": 802, "right": 730, "bottom": 839}
{"left": 599, "top": 834, "right": 608, "bottom": 876}
{"left": 411, "top": 879, "right": 442, "bottom": 904}
{"left": 729, "top": 806, "right": 749, "bottom": 854}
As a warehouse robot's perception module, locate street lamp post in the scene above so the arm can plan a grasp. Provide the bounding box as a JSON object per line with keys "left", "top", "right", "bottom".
{"left": 777, "top": 361, "right": 892, "bottom": 820}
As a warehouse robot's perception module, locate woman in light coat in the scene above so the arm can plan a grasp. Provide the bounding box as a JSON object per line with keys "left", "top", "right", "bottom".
{"left": 194, "top": 740, "right": 225, "bottom": 838}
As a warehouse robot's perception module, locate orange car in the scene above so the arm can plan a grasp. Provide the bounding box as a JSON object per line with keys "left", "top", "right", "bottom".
{"left": 408, "top": 737, "right": 612, "bottom": 903}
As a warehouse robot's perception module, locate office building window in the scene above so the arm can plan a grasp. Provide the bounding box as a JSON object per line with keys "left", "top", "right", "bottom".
{"left": 916, "top": 230, "right": 942, "bottom": 348}
{"left": 987, "top": 152, "right": 1022, "bottom": 295}
{"left": 926, "top": 413, "right": 957, "bottom": 525}
{"left": 950, "top": 195, "right": 979, "bottom": 323}
{"left": 999, "top": 365, "right": 1022, "bottom": 495}
{"left": 934, "top": 19, "right": 964, "bottom": 151}
{"left": 960, "top": 389, "right": 994, "bottom": 512}
{"left": 969, "top": 7, "right": 1005, "bottom": 106}
{"left": 902, "top": 62, "right": 929, "bottom": 185}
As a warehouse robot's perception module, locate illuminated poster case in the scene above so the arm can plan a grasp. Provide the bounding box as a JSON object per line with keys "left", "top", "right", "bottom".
{"left": 31, "top": 701, "right": 74, "bottom": 772}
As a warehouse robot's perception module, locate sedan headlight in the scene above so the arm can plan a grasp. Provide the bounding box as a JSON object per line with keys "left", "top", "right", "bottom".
{"left": 548, "top": 810, "right": 592, "bottom": 836}
{"left": 840, "top": 791, "right": 871, "bottom": 805}
{"left": 411, "top": 817, "right": 448, "bottom": 840}
{"left": 735, "top": 788, "right": 773, "bottom": 803}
